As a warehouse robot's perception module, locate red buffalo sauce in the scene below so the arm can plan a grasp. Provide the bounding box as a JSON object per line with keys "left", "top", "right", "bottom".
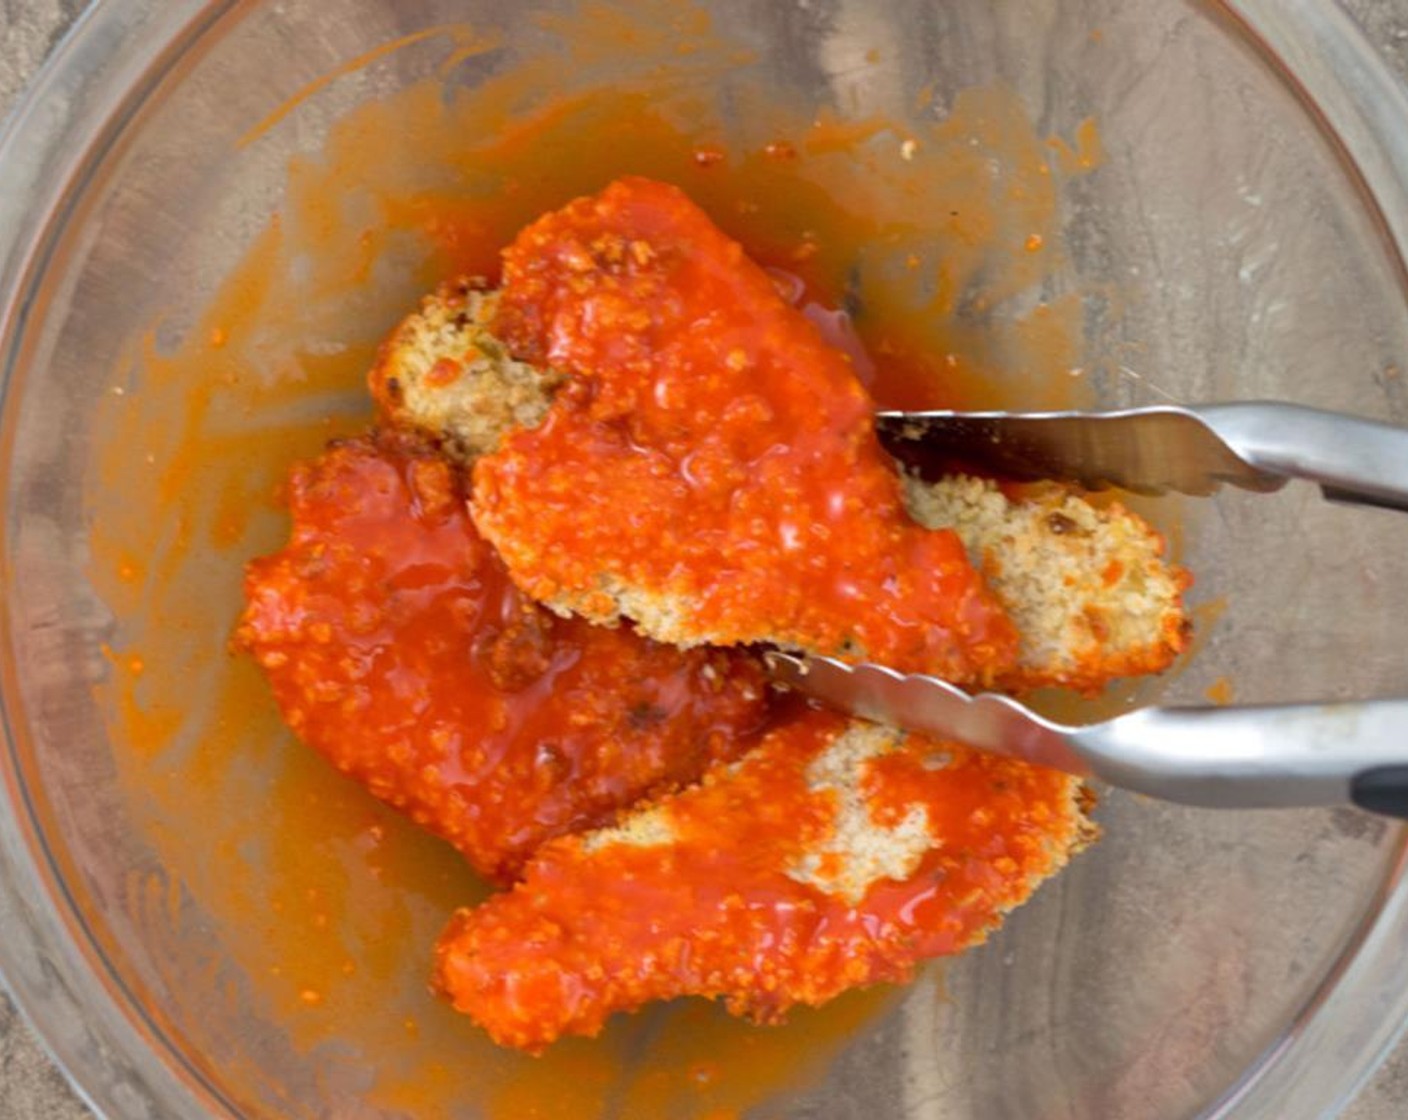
{"left": 435, "top": 709, "right": 1088, "bottom": 1052}
{"left": 476, "top": 177, "right": 1020, "bottom": 683}
{"left": 236, "top": 430, "right": 770, "bottom": 882}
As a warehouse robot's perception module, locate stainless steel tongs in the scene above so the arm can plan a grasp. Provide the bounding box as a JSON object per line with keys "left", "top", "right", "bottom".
{"left": 766, "top": 402, "right": 1408, "bottom": 821}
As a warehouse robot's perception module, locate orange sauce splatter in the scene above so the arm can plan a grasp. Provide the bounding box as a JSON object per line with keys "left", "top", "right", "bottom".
{"left": 82, "top": 2, "right": 1123, "bottom": 1116}
{"left": 1048, "top": 117, "right": 1106, "bottom": 176}
{"left": 1205, "top": 677, "right": 1236, "bottom": 706}
{"left": 1173, "top": 593, "right": 1229, "bottom": 677}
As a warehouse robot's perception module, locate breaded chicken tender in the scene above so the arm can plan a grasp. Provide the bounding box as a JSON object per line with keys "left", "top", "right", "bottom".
{"left": 434, "top": 711, "right": 1096, "bottom": 1051}
{"left": 370, "top": 274, "right": 1188, "bottom": 696}
{"left": 470, "top": 177, "right": 1021, "bottom": 683}
{"left": 371, "top": 180, "right": 1021, "bottom": 683}
{"left": 236, "top": 432, "right": 769, "bottom": 883}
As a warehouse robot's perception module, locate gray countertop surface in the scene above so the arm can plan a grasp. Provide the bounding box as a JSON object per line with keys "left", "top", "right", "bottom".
{"left": 5, "top": 2, "right": 1408, "bottom": 1117}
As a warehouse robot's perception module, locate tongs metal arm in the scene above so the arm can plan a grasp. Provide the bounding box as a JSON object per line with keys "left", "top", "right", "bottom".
{"left": 765, "top": 653, "right": 1408, "bottom": 821}
{"left": 1196, "top": 402, "right": 1408, "bottom": 512}
{"left": 877, "top": 401, "right": 1408, "bottom": 512}
{"left": 1088, "top": 701, "right": 1408, "bottom": 818}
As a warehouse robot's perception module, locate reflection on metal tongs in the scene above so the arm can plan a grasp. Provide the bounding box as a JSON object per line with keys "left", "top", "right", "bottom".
{"left": 766, "top": 402, "right": 1408, "bottom": 821}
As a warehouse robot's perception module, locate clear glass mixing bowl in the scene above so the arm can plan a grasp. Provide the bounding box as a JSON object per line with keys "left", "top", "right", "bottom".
{"left": 7, "top": 2, "right": 1408, "bottom": 1118}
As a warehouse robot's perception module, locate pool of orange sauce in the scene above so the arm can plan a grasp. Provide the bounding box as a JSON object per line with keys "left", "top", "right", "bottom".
{"left": 84, "top": 4, "right": 1124, "bottom": 1117}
